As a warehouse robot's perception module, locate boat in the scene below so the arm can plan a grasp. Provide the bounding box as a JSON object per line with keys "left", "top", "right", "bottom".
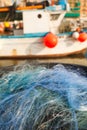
{"left": 0, "top": 0, "right": 87, "bottom": 58}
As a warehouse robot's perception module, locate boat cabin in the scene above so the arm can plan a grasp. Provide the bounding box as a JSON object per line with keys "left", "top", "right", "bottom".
{"left": 0, "top": 0, "right": 69, "bottom": 36}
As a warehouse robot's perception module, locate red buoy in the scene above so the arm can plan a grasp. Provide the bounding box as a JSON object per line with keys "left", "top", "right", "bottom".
{"left": 44, "top": 33, "right": 58, "bottom": 48}
{"left": 78, "top": 32, "right": 87, "bottom": 42}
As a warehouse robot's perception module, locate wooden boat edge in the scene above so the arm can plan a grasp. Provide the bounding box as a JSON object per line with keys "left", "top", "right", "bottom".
{"left": 0, "top": 48, "right": 85, "bottom": 59}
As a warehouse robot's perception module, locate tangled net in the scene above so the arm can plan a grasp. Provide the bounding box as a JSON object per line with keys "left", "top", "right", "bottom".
{"left": 0, "top": 64, "right": 87, "bottom": 130}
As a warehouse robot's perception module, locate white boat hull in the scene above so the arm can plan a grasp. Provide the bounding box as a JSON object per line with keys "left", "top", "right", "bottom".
{"left": 0, "top": 37, "right": 87, "bottom": 58}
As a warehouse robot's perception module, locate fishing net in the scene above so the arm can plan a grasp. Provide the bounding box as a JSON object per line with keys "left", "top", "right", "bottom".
{"left": 0, "top": 64, "right": 87, "bottom": 130}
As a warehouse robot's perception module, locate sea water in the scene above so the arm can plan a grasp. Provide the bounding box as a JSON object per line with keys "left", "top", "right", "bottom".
{"left": 0, "top": 64, "right": 87, "bottom": 130}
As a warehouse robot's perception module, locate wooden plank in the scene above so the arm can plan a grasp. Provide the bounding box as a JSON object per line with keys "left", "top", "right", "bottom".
{"left": 0, "top": 7, "right": 9, "bottom": 12}
{"left": 0, "top": 5, "right": 43, "bottom": 12}
{"left": 17, "top": 5, "right": 43, "bottom": 11}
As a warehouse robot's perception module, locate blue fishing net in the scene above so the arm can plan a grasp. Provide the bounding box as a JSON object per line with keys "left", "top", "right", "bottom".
{"left": 0, "top": 64, "right": 87, "bottom": 130}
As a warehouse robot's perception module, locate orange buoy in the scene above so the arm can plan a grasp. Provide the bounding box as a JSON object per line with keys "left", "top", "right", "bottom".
{"left": 0, "top": 23, "right": 4, "bottom": 33}
{"left": 76, "top": 27, "right": 81, "bottom": 33}
{"left": 51, "top": 0, "right": 55, "bottom": 5}
{"left": 78, "top": 32, "right": 87, "bottom": 42}
{"left": 44, "top": 33, "right": 58, "bottom": 48}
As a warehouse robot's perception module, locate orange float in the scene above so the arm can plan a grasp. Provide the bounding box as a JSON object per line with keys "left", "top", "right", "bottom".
{"left": 76, "top": 27, "right": 81, "bottom": 32}
{"left": 0, "top": 23, "right": 4, "bottom": 33}
{"left": 44, "top": 32, "right": 58, "bottom": 48}
{"left": 78, "top": 32, "right": 87, "bottom": 42}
